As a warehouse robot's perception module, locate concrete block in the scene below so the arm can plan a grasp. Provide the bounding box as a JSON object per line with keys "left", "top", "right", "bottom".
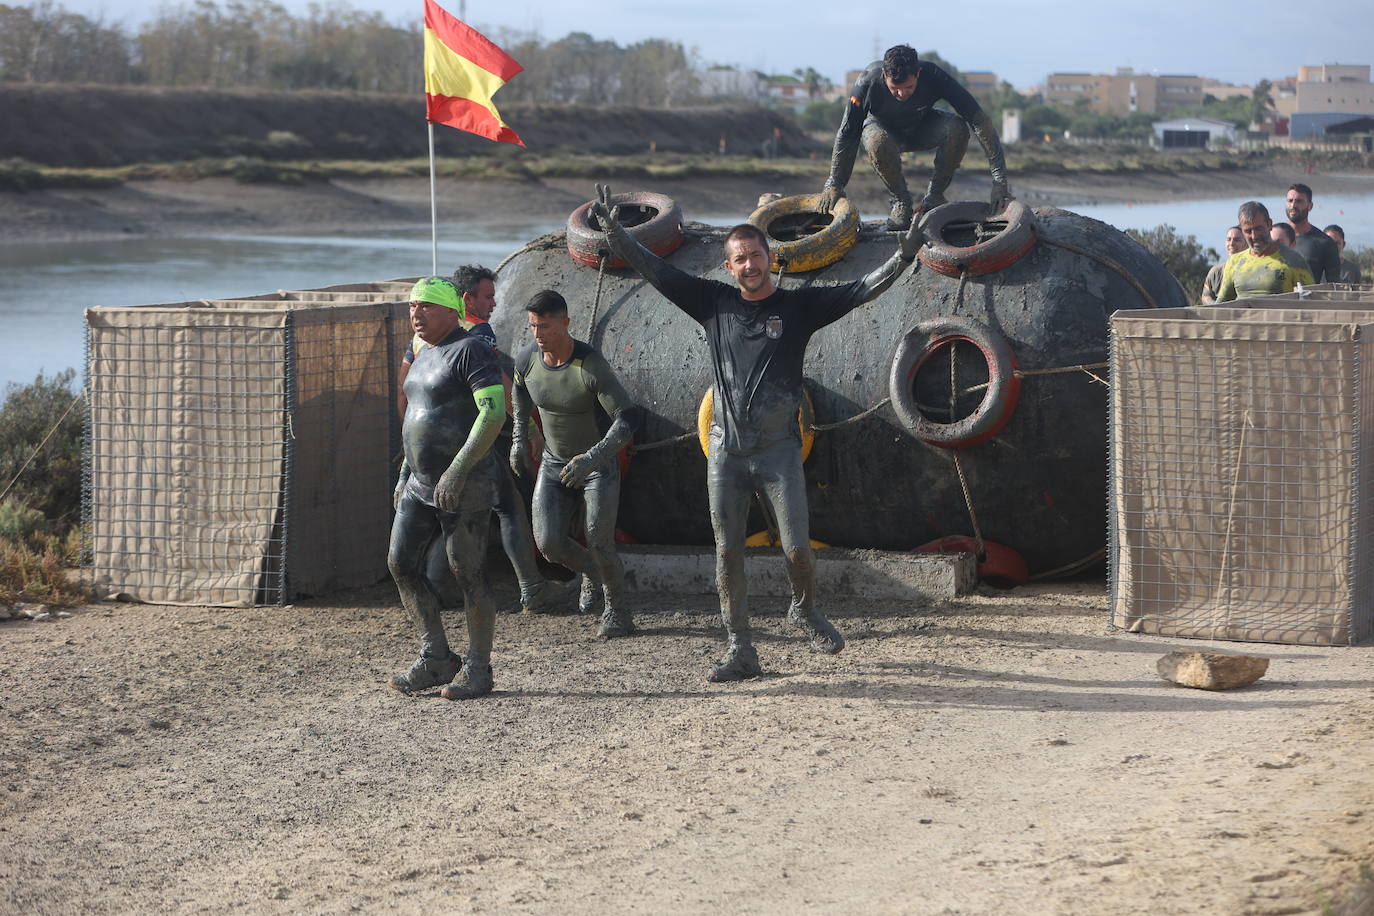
{"left": 619, "top": 545, "right": 975, "bottom": 600}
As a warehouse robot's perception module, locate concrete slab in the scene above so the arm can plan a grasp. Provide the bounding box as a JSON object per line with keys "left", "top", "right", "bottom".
{"left": 619, "top": 545, "right": 976, "bottom": 600}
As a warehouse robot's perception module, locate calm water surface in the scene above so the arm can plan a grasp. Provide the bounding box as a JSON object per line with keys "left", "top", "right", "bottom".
{"left": 4, "top": 190, "right": 1374, "bottom": 390}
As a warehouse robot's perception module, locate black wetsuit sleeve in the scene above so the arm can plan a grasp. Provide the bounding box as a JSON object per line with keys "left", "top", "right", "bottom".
{"left": 603, "top": 222, "right": 716, "bottom": 323}
{"left": 927, "top": 64, "right": 984, "bottom": 121}
{"left": 806, "top": 250, "right": 913, "bottom": 329}
{"left": 825, "top": 64, "right": 878, "bottom": 191}
{"left": 453, "top": 340, "right": 503, "bottom": 393}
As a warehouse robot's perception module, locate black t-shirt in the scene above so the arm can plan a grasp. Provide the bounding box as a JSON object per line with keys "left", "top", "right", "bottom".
{"left": 1293, "top": 225, "right": 1341, "bottom": 284}
{"left": 655, "top": 268, "right": 865, "bottom": 454}
{"left": 838, "top": 60, "right": 982, "bottom": 144}
{"left": 401, "top": 326, "right": 504, "bottom": 503}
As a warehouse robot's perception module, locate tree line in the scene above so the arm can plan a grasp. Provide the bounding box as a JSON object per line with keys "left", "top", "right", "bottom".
{"left": 0, "top": 0, "right": 696, "bottom": 103}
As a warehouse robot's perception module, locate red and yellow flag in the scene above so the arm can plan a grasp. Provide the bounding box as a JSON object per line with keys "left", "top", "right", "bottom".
{"left": 422, "top": 0, "right": 524, "bottom": 146}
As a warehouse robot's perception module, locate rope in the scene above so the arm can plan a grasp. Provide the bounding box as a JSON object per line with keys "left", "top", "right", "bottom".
{"left": 628, "top": 431, "right": 697, "bottom": 454}
{"left": 0, "top": 390, "right": 82, "bottom": 505}
{"left": 950, "top": 449, "right": 985, "bottom": 559}
{"left": 589, "top": 253, "right": 607, "bottom": 343}
{"left": 811, "top": 397, "right": 892, "bottom": 432}
{"left": 1038, "top": 236, "right": 1160, "bottom": 310}
{"left": 1027, "top": 547, "right": 1106, "bottom": 581}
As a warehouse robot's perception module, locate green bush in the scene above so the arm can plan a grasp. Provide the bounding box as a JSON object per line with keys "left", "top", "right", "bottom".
{"left": 1126, "top": 224, "right": 1217, "bottom": 300}
{"left": 0, "top": 499, "right": 48, "bottom": 545}
{"left": 0, "top": 370, "right": 83, "bottom": 533}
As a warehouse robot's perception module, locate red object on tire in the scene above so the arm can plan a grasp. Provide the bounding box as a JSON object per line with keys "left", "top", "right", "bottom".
{"left": 567, "top": 190, "right": 685, "bottom": 268}
{"left": 917, "top": 199, "right": 1037, "bottom": 278}
{"left": 888, "top": 315, "right": 1021, "bottom": 449}
{"left": 916, "top": 536, "right": 1029, "bottom": 588}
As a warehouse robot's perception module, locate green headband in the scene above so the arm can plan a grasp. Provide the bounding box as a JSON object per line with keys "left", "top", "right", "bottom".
{"left": 409, "top": 276, "right": 465, "bottom": 317}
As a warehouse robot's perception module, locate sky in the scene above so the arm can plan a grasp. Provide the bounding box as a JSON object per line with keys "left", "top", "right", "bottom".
{"left": 53, "top": 0, "right": 1374, "bottom": 91}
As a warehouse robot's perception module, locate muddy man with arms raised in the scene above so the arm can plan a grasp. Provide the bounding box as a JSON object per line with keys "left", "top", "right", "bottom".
{"left": 592, "top": 184, "right": 924, "bottom": 681}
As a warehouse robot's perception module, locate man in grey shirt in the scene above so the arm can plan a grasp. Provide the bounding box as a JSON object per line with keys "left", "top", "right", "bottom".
{"left": 1285, "top": 183, "right": 1340, "bottom": 283}
{"left": 1324, "top": 224, "right": 1363, "bottom": 283}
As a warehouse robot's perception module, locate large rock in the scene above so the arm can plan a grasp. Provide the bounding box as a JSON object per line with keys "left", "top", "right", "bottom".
{"left": 1156, "top": 651, "right": 1270, "bottom": 690}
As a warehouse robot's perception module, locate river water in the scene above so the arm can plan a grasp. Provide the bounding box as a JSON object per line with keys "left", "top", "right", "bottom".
{"left": 3, "top": 193, "right": 1373, "bottom": 391}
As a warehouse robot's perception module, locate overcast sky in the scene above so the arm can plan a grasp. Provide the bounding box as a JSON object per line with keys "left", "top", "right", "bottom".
{"left": 56, "top": 0, "right": 1374, "bottom": 91}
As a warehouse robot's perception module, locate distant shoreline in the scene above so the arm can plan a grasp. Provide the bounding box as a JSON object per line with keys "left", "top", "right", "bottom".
{"left": 2, "top": 165, "right": 1370, "bottom": 246}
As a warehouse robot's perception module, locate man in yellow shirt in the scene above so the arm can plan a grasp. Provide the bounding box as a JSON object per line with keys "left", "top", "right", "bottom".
{"left": 1216, "top": 201, "right": 1314, "bottom": 302}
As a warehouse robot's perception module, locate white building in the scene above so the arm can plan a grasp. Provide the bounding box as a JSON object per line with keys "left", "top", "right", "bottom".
{"left": 1151, "top": 116, "right": 1240, "bottom": 149}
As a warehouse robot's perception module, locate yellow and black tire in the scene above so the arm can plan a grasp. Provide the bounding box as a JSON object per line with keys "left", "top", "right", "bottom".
{"left": 746, "top": 192, "right": 860, "bottom": 273}
{"left": 697, "top": 384, "right": 815, "bottom": 461}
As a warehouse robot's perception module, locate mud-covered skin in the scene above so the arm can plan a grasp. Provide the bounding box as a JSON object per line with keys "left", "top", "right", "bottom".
{"left": 531, "top": 456, "right": 627, "bottom": 621}
{"left": 826, "top": 60, "right": 1009, "bottom": 209}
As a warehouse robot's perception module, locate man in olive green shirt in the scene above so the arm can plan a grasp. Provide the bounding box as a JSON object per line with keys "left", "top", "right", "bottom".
{"left": 511, "top": 290, "right": 643, "bottom": 638}
{"left": 1216, "top": 201, "right": 1315, "bottom": 302}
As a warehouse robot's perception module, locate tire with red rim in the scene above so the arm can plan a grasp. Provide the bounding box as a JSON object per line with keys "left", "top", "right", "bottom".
{"left": 918, "top": 199, "right": 1037, "bottom": 278}
{"left": 567, "top": 191, "right": 685, "bottom": 268}
{"left": 888, "top": 315, "right": 1021, "bottom": 449}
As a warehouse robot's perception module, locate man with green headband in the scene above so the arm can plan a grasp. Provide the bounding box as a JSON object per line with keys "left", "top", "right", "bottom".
{"left": 387, "top": 275, "right": 507, "bottom": 700}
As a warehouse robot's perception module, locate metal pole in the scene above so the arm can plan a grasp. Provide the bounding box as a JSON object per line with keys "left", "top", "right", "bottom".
{"left": 428, "top": 121, "right": 439, "bottom": 275}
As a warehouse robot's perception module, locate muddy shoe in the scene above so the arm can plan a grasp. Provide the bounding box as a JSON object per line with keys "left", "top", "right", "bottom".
{"left": 708, "top": 642, "right": 762, "bottom": 683}
{"left": 788, "top": 610, "right": 847, "bottom": 655}
{"left": 577, "top": 575, "right": 602, "bottom": 616}
{"left": 439, "top": 661, "right": 494, "bottom": 700}
{"left": 387, "top": 651, "right": 461, "bottom": 694}
{"left": 886, "top": 196, "right": 914, "bottom": 231}
{"left": 596, "top": 606, "right": 637, "bottom": 639}
{"left": 521, "top": 579, "right": 574, "bottom": 615}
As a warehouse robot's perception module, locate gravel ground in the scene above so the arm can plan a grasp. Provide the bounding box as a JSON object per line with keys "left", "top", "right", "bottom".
{"left": 3, "top": 573, "right": 1372, "bottom": 914}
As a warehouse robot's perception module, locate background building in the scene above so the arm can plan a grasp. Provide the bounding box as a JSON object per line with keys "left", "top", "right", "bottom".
{"left": 1045, "top": 68, "right": 1204, "bottom": 116}
{"left": 1275, "top": 64, "right": 1374, "bottom": 139}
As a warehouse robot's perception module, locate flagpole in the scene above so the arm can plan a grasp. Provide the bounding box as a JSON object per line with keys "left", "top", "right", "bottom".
{"left": 428, "top": 121, "right": 439, "bottom": 275}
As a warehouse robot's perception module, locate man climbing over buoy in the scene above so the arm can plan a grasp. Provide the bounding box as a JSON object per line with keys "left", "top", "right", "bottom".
{"left": 815, "top": 44, "right": 1012, "bottom": 230}
{"left": 511, "top": 290, "right": 643, "bottom": 638}
{"left": 591, "top": 184, "right": 923, "bottom": 681}
{"left": 387, "top": 276, "right": 507, "bottom": 700}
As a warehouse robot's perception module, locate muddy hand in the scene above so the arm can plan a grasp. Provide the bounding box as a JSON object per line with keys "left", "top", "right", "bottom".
{"left": 509, "top": 441, "right": 530, "bottom": 478}
{"left": 899, "top": 214, "right": 925, "bottom": 262}
{"left": 434, "top": 469, "right": 466, "bottom": 513}
{"left": 990, "top": 181, "right": 1013, "bottom": 215}
{"left": 816, "top": 185, "right": 844, "bottom": 214}
{"left": 559, "top": 454, "right": 593, "bottom": 487}
{"left": 591, "top": 183, "right": 622, "bottom": 232}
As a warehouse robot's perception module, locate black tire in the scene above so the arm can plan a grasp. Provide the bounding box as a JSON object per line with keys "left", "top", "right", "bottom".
{"left": 567, "top": 190, "right": 685, "bottom": 268}
{"left": 747, "top": 192, "right": 859, "bottom": 273}
{"left": 888, "top": 315, "right": 1021, "bottom": 449}
{"left": 918, "top": 199, "right": 1037, "bottom": 278}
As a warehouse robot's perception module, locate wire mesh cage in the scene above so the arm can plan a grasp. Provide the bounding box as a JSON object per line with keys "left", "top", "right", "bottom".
{"left": 1110, "top": 306, "right": 1374, "bottom": 646}
{"left": 84, "top": 294, "right": 407, "bottom": 607}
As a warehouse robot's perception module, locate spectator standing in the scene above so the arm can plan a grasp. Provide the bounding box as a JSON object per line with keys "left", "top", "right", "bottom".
{"left": 1285, "top": 183, "right": 1341, "bottom": 282}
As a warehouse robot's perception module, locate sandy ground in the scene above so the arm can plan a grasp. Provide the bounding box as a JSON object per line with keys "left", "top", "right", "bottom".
{"left": 2, "top": 572, "right": 1373, "bottom": 915}
{"left": 4, "top": 166, "right": 1374, "bottom": 245}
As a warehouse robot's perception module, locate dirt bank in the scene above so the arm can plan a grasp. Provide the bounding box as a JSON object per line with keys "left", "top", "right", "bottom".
{"left": 2, "top": 575, "right": 1372, "bottom": 914}
{"left": 4, "top": 165, "right": 1372, "bottom": 246}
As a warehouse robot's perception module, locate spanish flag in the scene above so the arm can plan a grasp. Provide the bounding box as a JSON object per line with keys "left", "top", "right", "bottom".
{"left": 423, "top": 0, "right": 524, "bottom": 146}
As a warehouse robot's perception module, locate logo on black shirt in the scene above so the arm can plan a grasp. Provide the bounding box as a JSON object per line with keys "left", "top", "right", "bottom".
{"left": 766, "top": 316, "right": 784, "bottom": 339}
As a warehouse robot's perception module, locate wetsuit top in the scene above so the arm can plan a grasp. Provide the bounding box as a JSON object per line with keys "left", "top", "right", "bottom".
{"left": 513, "top": 340, "right": 636, "bottom": 461}
{"left": 1216, "top": 246, "right": 1315, "bottom": 302}
{"left": 1201, "top": 261, "right": 1226, "bottom": 302}
{"left": 649, "top": 267, "right": 866, "bottom": 455}
{"left": 1293, "top": 225, "right": 1341, "bottom": 284}
{"left": 401, "top": 326, "right": 503, "bottom": 504}
{"left": 837, "top": 60, "right": 981, "bottom": 145}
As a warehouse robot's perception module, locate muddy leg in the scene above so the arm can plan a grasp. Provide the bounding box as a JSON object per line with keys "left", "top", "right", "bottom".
{"left": 386, "top": 491, "right": 461, "bottom": 692}
{"left": 492, "top": 459, "right": 563, "bottom": 612}
{"left": 862, "top": 118, "right": 914, "bottom": 229}
{"left": 910, "top": 109, "right": 969, "bottom": 206}
{"left": 706, "top": 449, "right": 762, "bottom": 681}
{"left": 758, "top": 441, "right": 844, "bottom": 655}
{"left": 532, "top": 456, "right": 601, "bottom": 614}
{"left": 584, "top": 463, "right": 632, "bottom": 637}
{"left": 440, "top": 477, "right": 498, "bottom": 700}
